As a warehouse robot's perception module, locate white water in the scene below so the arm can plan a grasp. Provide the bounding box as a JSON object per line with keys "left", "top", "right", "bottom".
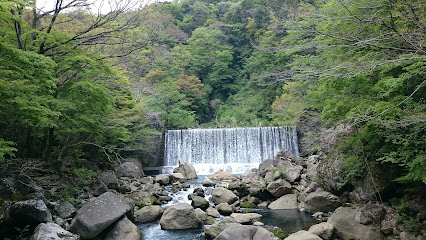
{"left": 163, "top": 127, "right": 299, "bottom": 174}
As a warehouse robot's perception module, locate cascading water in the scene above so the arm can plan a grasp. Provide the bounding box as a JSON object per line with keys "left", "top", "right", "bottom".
{"left": 163, "top": 126, "right": 299, "bottom": 174}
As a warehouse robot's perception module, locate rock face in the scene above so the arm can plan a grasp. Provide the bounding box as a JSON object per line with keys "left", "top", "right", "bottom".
{"left": 230, "top": 213, "right": 262, "bottom": 224}
{"left": 155, "top": 174, "right": 170, "bottom": 185}
{"left": 159, "top": 203, "right": 201, "bottom": 230}
{"left": 284, "top": 230, "right": 322, "bottom": 240}
{"left": 99, "top": 171, "right": 119, "bottom": 189}
{"left": 104, "top": 216, "right": 141, "bottom": 240}
{"left": 31, "top": 222, "right": 79, "bottom": 240}
{"left": 211, "top": 169, "right": 238, "bottom": 180}
{"left": 191, "top": 196, "right": 209, "bottom": 210}
{"left": 116, "top": 162, "right": 143, "bottom": 178}
{"left": 10, "top": 199, "right": 52, "bottom": 225}
{"left": 204, "top": 216, "right": 238, "bottom": 239}
{"left": 54, "top": 202, "right": 76, "bottom": 219}
{"left": 308, "top": 222, "right": 334, "bottom": 240}
{"left": 355, "top": 204, "right": 385, "bottom": 225}
{"left": 134, "top": 205, "right": 163, "bottom": 223}
{"left": 305, "top": 190, "right": 341, "bottom": 213}
{"left": 70, "top": 192, "right": 131, "bottom": 239}
{"left": 266, "top": 179, "right": 292, "bottom": 197}
{"left": 317, "top": 151, "right": 346, "bottom": 193}
{"left": 268, "top": 194, "right": 298, "bottom": 210}
{"left": 173, "top": 159, "right": 197, "bottom": 179}
{"left": 328, "top": 207, "right": 383, "bottom": 240}
{"left": 215, "top": 224, "right": 279, "bottom": 240}
{"left": 212, "top": 187, "right": 238, "bottom": 205}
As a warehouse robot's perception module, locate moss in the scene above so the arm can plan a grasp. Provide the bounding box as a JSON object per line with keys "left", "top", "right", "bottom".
{"left": 240, "top": 202, "right": 256, "bottom": 208}
{"left": 268, "top": 227, "right": 286, "bottom": 239}
{"left": 135, "top": 196, "right": 160, "bottom": 208}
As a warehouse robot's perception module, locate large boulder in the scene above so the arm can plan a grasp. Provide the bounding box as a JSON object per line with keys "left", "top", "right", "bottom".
{"left": 159, "top": 203, "right": 201, "bottom": 230}
{"left": 204, "top": 216, "right": 238, "bottom": 239}
{"left": 155, "top": 174, "right": 170, "bottom": 185}
{"left": 54, "top": 202, "right": 76, "bottom": 219}
{"left": 211, "top": 169, "right": 238, "bottom": 180}
{"left": 284, "top": 230, "right": 321, "bottom": 240}
{"left": 191, "top": 196, "right": 210, "bottom": 210}
{"left": 212, "top": 187, "right": 238, "bottom": 205}
{"left": 134, "top": 205, "right": 164, "bottom": 223}
{"left": 328, "top": 207, "right": 383, "bottom": 240}
{"left": 99, "top": 171, "right": 119, "bottom": 189}
{"left": 350, "top": 169, "right": 393, "bottom": 203}
{"left": 305, "top": 190, "right": 341, "bottom": 213}
{"left": 284, "top": 165, "right": 303, "bottom": 183}
{"left": 216, "top": 203, "right": 233, "bottom": 216}
{"left": 259, "top": 159, "right": 273, "bottom": 177}
{"left": 308, "top": 222, "right": 334, "bottom": 240}
{"left": 203, "top": 177, "right": 215, "bottom": 187}
{"left": 355, "top": 204, "right": 386, "bottom": 225}
{"left": 31, "top": 222, "right": 79, "bottom": 240}
{"left": 230, "top": 213, "right": 262, "bottom": 224}
{"left": 195, "top": 208, "right": 208, "bottom": 222}
{"left": 10, "top": 199, "right": 52, "bottom": 226}
{"left": 173, "top": 159, "right": 197, "bottom": 179}
{"left": 215, "top": 224, "right": 279, "bottom": 240}
{"left": 70, "top": 192, "right": 131, "bottom": 239}
{"left": 104, "top": 216, "right": 141, "bottom": 240}
{"left": 169, "top": 173, "right": 186, "bottom": 183}
{"left": 317, "top": 151, "right": 347, "bottom": 193}
{"left": 268, "top": 194, "right": 298, "bottom": 210}
{"left": 206, "top": 207, "right": 220, "bottom": 218}
{"left": 266, "top": 179, "right": 292, "bottom": 197}
{"left": 116, "top": 162, "right": 143, "bottom": 178}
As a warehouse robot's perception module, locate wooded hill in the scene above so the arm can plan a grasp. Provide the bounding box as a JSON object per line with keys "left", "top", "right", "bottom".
{"left": 0, "top": 0, "right": 425, "bottom": 229}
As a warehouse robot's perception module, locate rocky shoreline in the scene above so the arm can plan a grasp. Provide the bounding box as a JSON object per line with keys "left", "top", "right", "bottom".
{"left": 1, "top": 152, "right": 425, "bottom": 240}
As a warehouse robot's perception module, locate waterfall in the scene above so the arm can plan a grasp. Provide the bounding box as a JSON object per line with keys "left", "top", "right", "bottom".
{"left": 163, "top": 126, "right": 299, "bottom": 174}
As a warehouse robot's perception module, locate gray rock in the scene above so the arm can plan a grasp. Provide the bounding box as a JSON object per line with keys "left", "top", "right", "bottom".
{"left": 212, "top": 187, "right": 238, "bottom": 205}
{"left": 31, "top": 222, "right": 79, "bottom": 240}
{"left": 91, "top": 179, "right": 108, "bottom": 197}
{"left": 350, "top": 169, "right": 392, "bottom": 203}
{"left": 355, "top": 204, "right": 386, "bottom": 225}
{"left": 99, "top": 171, "right": 119, "bottom": 189}
{"left": 266, "top": 179, "right": 292, "bottom": 197}
{"left": 211, "top": 169, "right": 238, "bottom": 180}
{"left": 155, "top": 174, "right": 170, "bottom": 185}
{"left": 380, "top": 213, "right": 397, "bottom": 235}
{"left": 104, "top": 216, "right": 141, "bottom": 240}
{"left": 70, "top": 192, "right": 131, "bottom": 239}
{"left": 159, "top": 203, "right": 201, "bottom": 230}
{"left": 134, "top": 205, "right": 163, "bottom": 223}
{"left": 169, "top": 173, "right": 186, "bottom": 183}
{"left": 202, "top": 177, "right": 215, "bottom": 187}
{"left": 204, "top": 217, "right": 238, "bottom": 239}
{"left": 214, "top": 224, "right": 279, "bottom": 240}
{"left": 284, "top": 230, "right": 321, "bottom": 240}
{"left": 259, "top": 159, "right": 273, "bottom": 177}
{"left": 308, "top": 222, "right": 334, "bottom": 240}
{"left": 328, "top": 207, "right": 383, "bottom": 240}
{"left": 173, "top": 159, "right": 197, "bottom": 179}
{"left": 116, "top": 162, "right": 143, "bottom": 178}
{"left": 305, "top": 190, "right": 341, "bottom": 213}
{"left": 191, "top": 196, "right": 209, "bottom": 210}
{"left": 317, "top": 151, "right": 347, "bottom": 193}
{"left": 268, "top": 194, "right": 298, "bottom": 210}
{"left": 284, "top": 165, "right": 303, "bottom": 183}
{"left": 206, "top": 207, "right": 220, "bottom": 218}
{"left": 230, "top": 213, "right": 262, "bottom": 224}
{"left": 10, "top": 199, "right": 52, "bottom": 225}
{"left": 54, "top": 202, "right": 76, "bottom": 219}
{"left": 195, "top": 208, "right": 208, "bottom": 222}
{"left": 216, "top": 203, "right": 233, "bottom": 216}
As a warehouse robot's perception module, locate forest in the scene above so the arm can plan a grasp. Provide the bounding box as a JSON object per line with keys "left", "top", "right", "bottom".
{"left": 0, "top": 0, "right": 425, "bottom": 234}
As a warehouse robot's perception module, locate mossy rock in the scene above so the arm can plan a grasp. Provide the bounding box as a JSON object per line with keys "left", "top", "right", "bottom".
{"left": 134, "top": 196, "right": 160, "bottom": 208}
{"left": 268, "top": 227, "right": 286, "bottom": 239}
{"left": 240, "top": 202, "right": 256, "bottom": 208}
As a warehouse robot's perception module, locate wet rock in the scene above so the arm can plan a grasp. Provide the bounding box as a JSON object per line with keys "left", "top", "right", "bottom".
{"left": 155, "top": 174, "right": 170, "bottom": 185}
{"left": 158, "top": 196, "right": 172, "bottom": 202}
{"left": 230, "top": 213, "right": 262, "bottom": 224}
{"left": 54, "top": 202, "right": 76, "bottom": 219}
{"left": 268, "top": 194, "right": 298, "bottom": 210}
{"left": 202, "top": 177, "right": 215, "bottom": 187}
{"left": 70, "top": 192, "right": 131, "bottom": 239}
{"left": 308, "top": 222, "right": 334, "bottom": 240}
{"left": 99, "top": 171, "right": 119, "bottom": 189}
{"left": 10, "top": 199, "right": 52, "bottom": 226}
{"left": 134, "top": 205, "right": 163, "bottom": 223}
{"left": 215, "top": 224, "right": 279, "bottom": 240}
{"left": 173, "top": 159, "right": 197, "bottom": 179}
{"left": 212, "top": 187, "right": 238, "bottom": 205}
{"left": 195, "top": 208, "right": 208, "bottom": 222}
{"left": 266, "top": 179, "right": 292, "bottom": 197}
{"left": 204, "top": 216, "right": 238, "bottom": 239}
{"left": 305, "top": 190, "right": 341, "bottom": 213}
{"left": 355, "top": 204, "right": 386, "bottom": 225}
{"left": 216, "top": 203, "right": 233, "bottom": 216}
{"left": 206, "top": 207, "right": 220, "bottom": 218}
{"left": 211, "top": 169, "right": 238, "bottom": 181}
{"left": 284, "top": 230, "right": 321, "bottom": 240}
{"left": 116, "top": 162, "right": 143, "bottom": 178}
{"left": 257, "top": 201, "right": 269, "bottom": 208}
{"left": 193, "top": 187, "right": 205, "bottom": 198}
{"left": 191, "top": 196, "right": 209, "bottom": 210}
{"left": 104, "top": 216, "right": 141, "bottom": 240}
{"left": 159, "top": 203, "right": 201, "bottom": 230}
{"left": 328, "top": 207, "right": 383, "bottom": 240}
{"left": 169, "top": 173, "right": 186, "bottom": 183}
{"left": 31, "top": 222, "right": 79, "bottom": 240}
